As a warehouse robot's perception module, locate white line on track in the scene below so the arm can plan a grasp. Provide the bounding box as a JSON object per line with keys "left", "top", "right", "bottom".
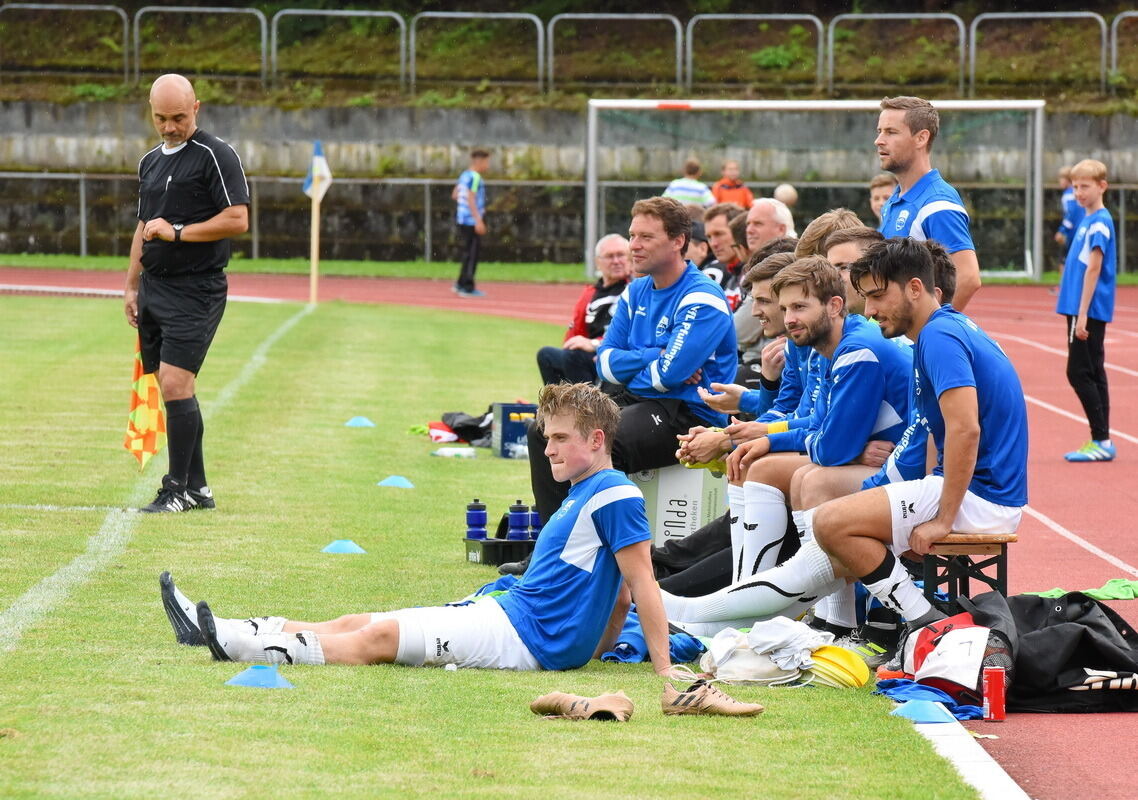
{"left": 988, "top": 330, "right": 1138, "bottom": 378}
{"left": 0, "top": 303, "right": 313, "bottom": 657}
{"left": 1023, "top": 505, "right": 1138, "bottom": 578}
{"left": 0, "top": 284, "right": 283, "bottom": 304}
{"left": 1024, "top": 394, "right": 1138, "bottom": 445}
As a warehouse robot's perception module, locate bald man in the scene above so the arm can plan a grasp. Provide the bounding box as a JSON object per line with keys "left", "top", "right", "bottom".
{"left": 125, "top": 74, "right": 250, "bottom": 513}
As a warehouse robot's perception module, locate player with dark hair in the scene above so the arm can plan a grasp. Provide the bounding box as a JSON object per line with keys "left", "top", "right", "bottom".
{"left": 124, "top": 73, "right": 249, "bottom": 514}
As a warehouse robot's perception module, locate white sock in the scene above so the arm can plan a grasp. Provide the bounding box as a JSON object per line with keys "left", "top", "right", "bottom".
{"left": 742, "top": 481, "right": 789, "bottom": 577}
{"left": 825, "top": 583, "right": 859, "bottom": 630}
{"left": 862, "top": 553, "right": 932, "bottom": 623}
{"left": 670, "top": 617, "right": 760, "bottom": 637}
{"left": 791, "top": 509, "right": 806, "bottom": 537}
{"left": 661, "top": 539, "right": 840, "bottom": 624}
{"left": 255, "top": 631, "right": 326, "bottom": 665}
{"left": 801, "top": 508, "right": 816, "bottom": 542}
{"left": 727, "top": 484, "right": 745, "bottom": 581}
{"left": 813, "top": 595, "right": 831, "bottom": 625}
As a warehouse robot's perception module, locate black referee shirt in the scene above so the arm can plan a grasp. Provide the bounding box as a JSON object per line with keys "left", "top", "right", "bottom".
{"left": 137, "top": 128, "right": 250, "bottom": 278}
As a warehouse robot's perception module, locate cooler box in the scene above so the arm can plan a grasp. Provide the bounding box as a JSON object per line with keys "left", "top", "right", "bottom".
{"left": 491, "top": 403, "right": 537, "bottom": 458}
{"left": 629, "top": 464, "right": 726, "bottom": 546}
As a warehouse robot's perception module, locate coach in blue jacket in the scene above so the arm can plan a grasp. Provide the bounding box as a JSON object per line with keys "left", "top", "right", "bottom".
{"left": 527, "top": 196, "right": 737, "bottom": 524}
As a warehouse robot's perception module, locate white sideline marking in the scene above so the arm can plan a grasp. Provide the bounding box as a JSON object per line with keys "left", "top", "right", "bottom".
{"left": 1024, "top": 394, "right": 1138, "bottom": 445}
{"left": 1023, "top": 505, "right": 1138, "bottom": 578}
{"left": 915, "top": 721, "right": 1031, "bottom": 800}
{"left": 989, "top": 331, "right": 1138, "bottom": 379}
{"left": 0, "top": 284, "right": 283, "bottom": 304}
{"left": 0, "top": 304, "right": 313, "bottom": 656}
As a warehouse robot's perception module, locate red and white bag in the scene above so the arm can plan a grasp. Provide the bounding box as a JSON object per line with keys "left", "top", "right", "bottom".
{"left": 901, "top": 612, "right": 1011, "bottom": 705}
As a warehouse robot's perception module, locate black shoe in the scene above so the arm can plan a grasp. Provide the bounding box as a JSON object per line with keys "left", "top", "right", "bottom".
{"left": 187, "top": 486, "right": 215, "bottom": 510}
{"left": 196, "top": 601, "right": 233, "bottom": 662}
{"left": 160, "top": 571, "right": 204, "bottom": 646}
{"left": 139, "top": 476, "right": 193, "bottom": 513}
{"left": 497, "top": 557, "right": 530, "bottom": 576}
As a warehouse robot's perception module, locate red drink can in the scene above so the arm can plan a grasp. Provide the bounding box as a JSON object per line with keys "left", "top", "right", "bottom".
{"left": 982, "top": 666, "right": 1006, "bottom": 722}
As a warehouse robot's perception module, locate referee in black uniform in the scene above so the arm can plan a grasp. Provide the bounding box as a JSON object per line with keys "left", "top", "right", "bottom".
{"left": 124, "top": 74, "right": 249, "bottom": 513}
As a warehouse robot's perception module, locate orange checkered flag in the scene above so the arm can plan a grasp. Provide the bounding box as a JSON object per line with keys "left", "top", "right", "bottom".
{"left": 123, "top": 338, "right": 165, "bottom": 471}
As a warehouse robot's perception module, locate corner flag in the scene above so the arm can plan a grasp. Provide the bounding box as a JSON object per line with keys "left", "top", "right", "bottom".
{"left": 302, "top": 140, "right": 333, "bottom": 202}
{"left": 123, "top": 338, "right": 165, "bottom": 471}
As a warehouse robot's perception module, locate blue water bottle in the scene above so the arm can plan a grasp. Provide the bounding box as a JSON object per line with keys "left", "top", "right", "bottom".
{"left": 507, "top": 500, "right": 530, "bottom": 540}
{"left": 529, "top": 505, "right": 542, "bottom": 540}
{"left": 465, "top": 499, "right": 488, "bottom": 540}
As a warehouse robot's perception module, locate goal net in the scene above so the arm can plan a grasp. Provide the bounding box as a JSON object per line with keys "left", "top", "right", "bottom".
{"left": 584, "top": 99, "right": 1045, "bottom": 278}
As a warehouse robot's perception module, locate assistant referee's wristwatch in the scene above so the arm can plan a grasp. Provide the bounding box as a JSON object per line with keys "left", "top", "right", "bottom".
{"left": 172, "top": 223, "right": 184, "bottom": 243}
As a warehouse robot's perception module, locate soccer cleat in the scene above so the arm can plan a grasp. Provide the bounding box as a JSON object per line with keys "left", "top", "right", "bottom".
{"left": 139, "top": 476, "right": 193, "bottom": 513}
{"left": 832, "top": 633, "right": 892, "bottom": 670}
{"left": 1064, "top": 440, "right": 1116, "bottom": 462}
{"left": 530, "top": 691, "right": 634, "bottom": 722}
{"left": 187, "top": 486, "right": 215, "bottom": 510}
{"left": 661, "top": 679, "right": 764, "bottom": 717}
{"left": 456, "top": 288, "right": 485, "bottom": 298}
{"left": 160, "top": 571, "right": 204, "bottom": 646}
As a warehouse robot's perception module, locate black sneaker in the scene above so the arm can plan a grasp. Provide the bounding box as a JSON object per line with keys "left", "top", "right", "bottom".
{"left": 160, "top": 571, "right": 204, "bottom": 646}
{"left": 139, "top": 477, "right": 193, "bottom": 513}
{"left": 187, "top": 486, "right": 215, "bottom": 510}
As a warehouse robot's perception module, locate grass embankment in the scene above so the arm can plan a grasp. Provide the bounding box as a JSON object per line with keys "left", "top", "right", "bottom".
{"left": 0, "top": 295, "right": 981, "bottom": 799}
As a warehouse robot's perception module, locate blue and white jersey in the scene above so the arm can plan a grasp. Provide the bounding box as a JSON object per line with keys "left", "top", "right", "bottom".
{"left": 455, "top": 168, "right": 485, "bottom": 225}
{"left": 766, "top": 315, "right": 913, "bottom": 466}
{"left": 1057, "top": 186, "right": 1085, "bottom": 239}
{"left": 738, "top": 342, "right": 823, "bottom": 426}
{"left": 879, "top": 169, "right": 974, "bottom": 254}
{"left": 1056, "top": 208, "right": 1116, "bottom": 323}
{"left": 861, "top": 396, "right": 930, "bottom": 490}
{"left": 598, "top": 263, "right": 736, "bottom": 426}
{"left": 662, "top": 177, "right": 715, "bottom": 208}
{"left": 914, "top": 305, "right": 1028, "bottom": 508}
{"left": 496, "top": 470, "right": 650, "bottom": 671}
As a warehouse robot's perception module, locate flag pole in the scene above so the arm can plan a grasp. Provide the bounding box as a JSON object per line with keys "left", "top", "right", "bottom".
{"left": 309, "top": 194, "right": 320, "bottom": 305}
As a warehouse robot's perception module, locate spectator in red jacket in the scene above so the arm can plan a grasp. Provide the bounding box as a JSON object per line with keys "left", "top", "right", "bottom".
{"left": 536, "top": 234, "right": 632, "bottom": 386}
{"left": 711, "top": 160, "right": 755, "bottom": 209}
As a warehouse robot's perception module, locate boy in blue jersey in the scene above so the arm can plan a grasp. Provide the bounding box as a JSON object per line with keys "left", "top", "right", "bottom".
{"left": 1054, "top": 166, "right": 1085, "bottom": 271}
{"left": 453, "top": 148, "right": 489, "bottom": 297}
{"left": 1056, "top": 159, "right": 1117, "bottom": 462}
{"left": 164, "top": 383, "right": 680, "bottom": 676}
{"left": 525, "top": 197, "right": 736, "bottom": 527}
{"left": 876, "top": 96, "right": 981, "bottom": 310}
{"left": 661, "top": 238, "right": 1027, "bottom": 637}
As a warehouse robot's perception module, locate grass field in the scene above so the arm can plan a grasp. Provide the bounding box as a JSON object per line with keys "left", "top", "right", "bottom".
{"left": 0, "top": 295, "right": 979, "bottom": 799}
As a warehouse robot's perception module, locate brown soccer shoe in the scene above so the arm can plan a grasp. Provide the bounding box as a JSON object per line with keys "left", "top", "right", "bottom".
{"left": 661, "top": 679, "right": 764, "bottom": 717}
{"left": 529, "top": 690, "right": 634, "bottom": 722}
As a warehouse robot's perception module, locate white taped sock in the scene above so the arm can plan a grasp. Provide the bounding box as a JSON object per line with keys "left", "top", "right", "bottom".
{"left": 661, "top": 540, "right": 839, "bottom": 624}
{"left": 257, "top": 630, "right": 326, "bottom": 665}
{"left": 791, "top": 509, "right": 806, "bottom": 537}
{"left": 863, "top": 555, "right": 932, "bottom": 623}
{"left": 728, "top": 484, "right": 745, "bottom": 581}
{"left": 742, "top": 481, "right": 789, "bottom": 576}
{"left": 813, "top": 594, "right": 831, "bottom": 625}
{"left": 825, "top": 582, "right": 858, "bottom": 629}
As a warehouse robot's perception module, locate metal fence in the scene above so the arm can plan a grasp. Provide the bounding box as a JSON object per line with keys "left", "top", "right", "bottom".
{"left": 2, "top": 171, "right": 1129, "bottom": 276}
{"left": 3, "top": 5, "right": 1137, "bottom": 94}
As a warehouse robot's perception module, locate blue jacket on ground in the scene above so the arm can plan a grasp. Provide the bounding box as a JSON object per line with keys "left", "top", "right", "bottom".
{"left": 598, "top": 262, "right": 737, "bottom": 426}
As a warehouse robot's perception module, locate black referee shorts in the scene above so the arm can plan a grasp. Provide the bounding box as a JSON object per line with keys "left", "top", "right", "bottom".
{"left": 137, "top": 271, "right": 227, "bottom": 375}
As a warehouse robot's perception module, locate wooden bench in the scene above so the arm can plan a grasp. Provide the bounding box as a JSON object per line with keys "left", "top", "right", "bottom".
{"left": 919, "top": 532, "right": 1018, "bottom": 609}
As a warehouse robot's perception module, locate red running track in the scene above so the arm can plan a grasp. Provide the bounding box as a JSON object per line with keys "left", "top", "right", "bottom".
{"left": 4, "top": 268, "right": 1138, "bottom": 800}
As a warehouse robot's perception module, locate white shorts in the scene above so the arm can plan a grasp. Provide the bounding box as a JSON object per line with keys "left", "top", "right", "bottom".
{"left": 882, "top": 474, "right": 1023, "bottom": 556}
{"left": 371, "top": 596, "right": 541, "bottom": 671}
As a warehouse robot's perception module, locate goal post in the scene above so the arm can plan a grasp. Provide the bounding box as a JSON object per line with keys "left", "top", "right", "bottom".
{"left": 584, "top": 98, "right": 1046, "bottom": 279}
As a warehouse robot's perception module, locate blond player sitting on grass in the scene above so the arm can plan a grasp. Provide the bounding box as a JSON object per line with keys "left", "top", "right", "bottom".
{"left": 161, "top": 383, "right": 689, "bottom": 675}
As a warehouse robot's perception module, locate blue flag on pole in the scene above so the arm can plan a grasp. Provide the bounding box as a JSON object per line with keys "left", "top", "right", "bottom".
{"left": 303, "top": 140, "right": 333, "bottom": 202}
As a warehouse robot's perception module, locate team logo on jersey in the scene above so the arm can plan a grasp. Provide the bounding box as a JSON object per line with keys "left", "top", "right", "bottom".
{"left": 635, "top": 305, "right": 647, "bottom": 317}
{"left": 655, "top": 315, "right": 670, "bottom": 338}
{"left": 894, "top": 209, "right": 910, "bottom": 232}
